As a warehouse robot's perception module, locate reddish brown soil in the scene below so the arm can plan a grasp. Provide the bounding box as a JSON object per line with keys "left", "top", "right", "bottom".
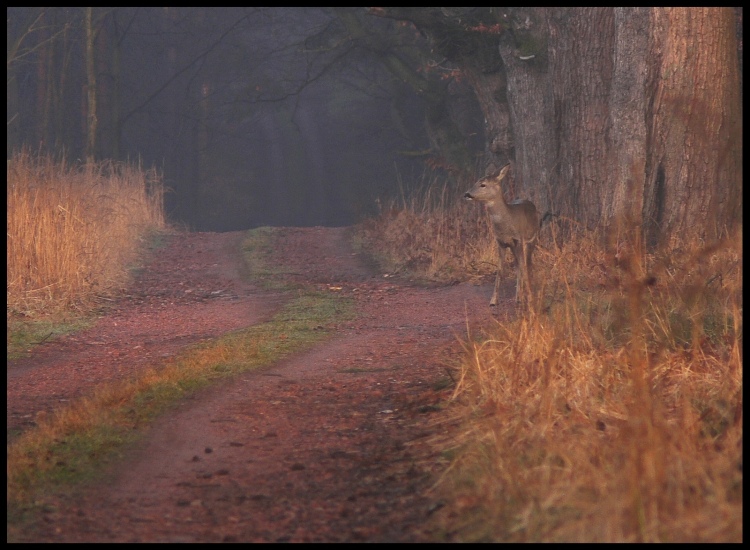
{"left": 7, "top": 226, "right": 506, "bottom": 543}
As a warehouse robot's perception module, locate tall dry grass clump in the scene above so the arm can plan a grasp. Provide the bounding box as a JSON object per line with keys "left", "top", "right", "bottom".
{"left": 358, "top": 175, "right": 498, "bottom": 282}
{"left": 7, "top": 151, "right": 167, "bottom": 317}
{"left": 440, "top": 222, "right": 742, "bottom": 542}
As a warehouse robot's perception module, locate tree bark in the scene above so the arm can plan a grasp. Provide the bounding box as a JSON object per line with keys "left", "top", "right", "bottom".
{"left": 646, "top": 7, "right": 742, "bottom": 243}
{"left": 606, "top": 8, "right": 650, "bottom": 227}
{"left": 549, "top": 8, "right": 615, "bottom": 229}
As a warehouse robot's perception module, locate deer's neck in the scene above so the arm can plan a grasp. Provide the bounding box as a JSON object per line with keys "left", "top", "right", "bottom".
{"left": 485, "top": 196, "right": 511, "bottom": 217}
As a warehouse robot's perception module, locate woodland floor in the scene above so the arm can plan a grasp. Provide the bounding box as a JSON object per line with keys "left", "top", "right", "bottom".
{"left": 7, "top": 226, "right": 508, "bottom": 542}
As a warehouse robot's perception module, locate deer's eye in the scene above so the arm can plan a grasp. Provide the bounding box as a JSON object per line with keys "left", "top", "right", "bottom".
{"left": 480, "top": 183, "right": 486, "bottom": 188}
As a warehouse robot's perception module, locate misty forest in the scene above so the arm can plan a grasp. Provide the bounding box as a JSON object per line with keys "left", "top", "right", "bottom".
{"left": 9, "top": 7, "right": 741, "bottom": 237}
{"left": 8, "top": 7, "right": 487, "bottom": 230}
{"left": 7, "top": 7, "right": 743, "bottom": 543}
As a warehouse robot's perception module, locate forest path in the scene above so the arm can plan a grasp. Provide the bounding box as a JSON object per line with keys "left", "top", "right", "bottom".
{"left": 9, "top": 227, "right": 502, "bottom": 542}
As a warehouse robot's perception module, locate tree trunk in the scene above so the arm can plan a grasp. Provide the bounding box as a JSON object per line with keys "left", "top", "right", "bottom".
{"left": 549, "top": 8, "right": 615, "bottom": 229}
{"left": 111, "top": 11, "right": 122, "bottom": 159}
{"left": 494, "top": 7, "right": 555, "bottom": 214}
{"left": 85, "top": 7, "right": 98, "bottom": 163}
{"left": 53, "top": 12, "right": 72, "bottom": 154}
{"left": 35, "top": 12, "right": 51, "bottom": 152}
{"left": 606, "top": 8, "right": 650, "bottom": 227}
{"left": 646, "top": 7, "right": 742, "bottom": 243}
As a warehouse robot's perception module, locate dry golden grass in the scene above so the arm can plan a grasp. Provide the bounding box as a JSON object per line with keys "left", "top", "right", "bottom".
{"left": 359, "top": 179, "right": 498, "bottom": 282}
{"left": 7, "top": 150, "right": 167, "bottom": 318}
{"left": 360, "top": 181, "right": 742, "bottom": 542}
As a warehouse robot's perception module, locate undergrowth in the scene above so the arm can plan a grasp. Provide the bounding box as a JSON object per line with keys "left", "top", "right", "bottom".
{"left": 359, "top": 179, "right": 742, "bottom": 542}
{"left": 7, "top": 150, "right": 167, "bottom": 320}
{"left": 358, "top": 179, "right": 497, "bottom": 282}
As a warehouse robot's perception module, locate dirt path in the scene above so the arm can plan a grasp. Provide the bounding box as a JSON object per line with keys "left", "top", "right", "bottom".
{"left": 8, "top": 227, "right": 501, "bottom": 542}
{"left": 7, "top": 231, "right": 284, "bottom": 441}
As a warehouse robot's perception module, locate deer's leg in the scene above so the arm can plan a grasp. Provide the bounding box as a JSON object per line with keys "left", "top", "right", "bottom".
{"left": 513, "top": 239, "right": 536, "bottom": 308}
{"left": 490, "top": 241, "right": 505, "bottom": 306}
{"left": 516, "top": 268, "right": 523, "bottom": 304}
{"left": 511, "top": 243, "right": 523, "bottom": 304}
{"left": 524, "top": 241, "right": 534, "bottom": 303}
{"left": 490, "top": 263, "right": 501, "bottom": 307}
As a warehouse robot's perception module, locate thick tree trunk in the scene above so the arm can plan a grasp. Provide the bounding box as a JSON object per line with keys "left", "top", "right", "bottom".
{"left": 546, "top": 7, "right": 614, "bottom": 228}
{"left": 646, "top": 7, "right": 742, "bottom": 243}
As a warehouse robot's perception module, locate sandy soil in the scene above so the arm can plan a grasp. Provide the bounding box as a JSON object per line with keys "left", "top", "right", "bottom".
{"left": 7, "top": 226, "right": 507, "bottom": 542}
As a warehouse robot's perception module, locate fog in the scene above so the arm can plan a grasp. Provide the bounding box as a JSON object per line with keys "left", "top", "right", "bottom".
{"left": 8, "top": 7, "right": 483, "bottom": 231}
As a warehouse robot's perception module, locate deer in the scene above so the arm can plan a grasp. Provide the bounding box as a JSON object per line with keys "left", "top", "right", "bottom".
{"left": 464, "top": 163, "right": 540, "bottom": 308}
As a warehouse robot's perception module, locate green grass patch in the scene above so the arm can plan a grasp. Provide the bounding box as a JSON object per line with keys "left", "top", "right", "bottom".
{"left": 7, "top": 316, "right": 96, "bottom": 360}
{"left": 337, "top": 367, "right": 391, "bottom": 374}
{"left": 242, "top": 226, "right": 300, "bottom": 289}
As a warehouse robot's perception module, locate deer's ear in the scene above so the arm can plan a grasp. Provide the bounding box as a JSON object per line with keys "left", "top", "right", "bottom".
{"left": 497, "top": 163, "right": 511, "bottom": 179}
